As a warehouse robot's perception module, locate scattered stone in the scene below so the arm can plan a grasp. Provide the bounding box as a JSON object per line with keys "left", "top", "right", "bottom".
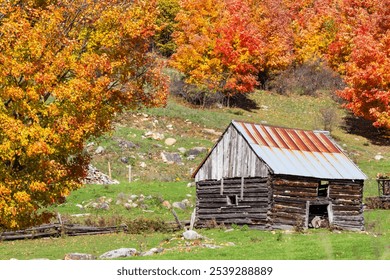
{"left": 188, "top": 147, "right": 208, "bottom": 156}
{"left": 260, "top": 105, "right": 269, "bottom": 110}
{"left": 139, "top": 162, "right": 147, "bottom": 168}
{"left": 183, "top": 230, "right": 202, "bottom": 240}
{"left": 140, "top": 248, "right": 164, "bottom": 257}
{"left": 117, "top": 139, "right": 137, "bottom": 150}
{"left": 95, "top": 146, "right": 105, "bottom": 154}
{"left": 187, "top": 182, "right": 196, "bottom": 188}
{"left": 165, "top": 138, "right": 177, "bottom": 146}
{"left": 64, "top": 253, "right": 97, "bottom": 260}
{"left": 166, "top": 124, "right": 174, "bottom": 130}
{"left": 172, "top": 201, "right": 187, "bottom": 210}
{"left": 375, "top": 154, "right": 384, "bottom": 161}
{"left": 187, "top": 155, "right": 196, "bottom": 161}
{"left": 83, "top": 164, "right": 119, "bottom": 185}
{"left": 99, "top": 248, "right": 138, "bottom": 259}
{"left": 144, "top": 131, "right": 165, "bottom": 140}
{"left": 120, "top": 157, "right": 129, "bottom": 164}
{"left": 178, "top": 147, "right": 187, "bottom": 154}
{"left": 203, "top": 244, "right": 221, "bottom": 249}
{"left": 124, "top": 203, "right": 132, "bottom": 210}
{"left": 161, "top": 152, "right": 183, "bottom": 165}
{"left": 75, "top": 204, "right": 84, "bottom": 209}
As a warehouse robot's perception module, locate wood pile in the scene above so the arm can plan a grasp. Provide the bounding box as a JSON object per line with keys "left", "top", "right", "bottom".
{"left": 0, "top": 223, "right": 128, "bottom": 241}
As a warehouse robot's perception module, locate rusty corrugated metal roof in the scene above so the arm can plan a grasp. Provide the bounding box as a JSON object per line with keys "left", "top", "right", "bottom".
{"left": 233, "top": 120, "right": 367, "bottom": 180}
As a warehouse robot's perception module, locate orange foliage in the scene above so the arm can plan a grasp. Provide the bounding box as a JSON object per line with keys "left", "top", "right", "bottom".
{"left": 0, "top": 0, "right": 168, "bottom": 229}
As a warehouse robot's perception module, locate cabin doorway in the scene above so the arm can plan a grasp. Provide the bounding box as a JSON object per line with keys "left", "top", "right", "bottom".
{"left": 305, "top": 201, "right": 333, "bottom": 229}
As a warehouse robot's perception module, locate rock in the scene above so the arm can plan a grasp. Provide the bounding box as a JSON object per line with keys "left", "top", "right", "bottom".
{"left": 203, "top": 244, "right": 221, "bottom": 249}
{"left": 166, "top": 124, "right": 173, "bottom": 130}
{"left": 182, "top": 230, "right": 202, "bottom": 240}
{"left": 117, "top": 139, "right": 137, "bottom": 150}
{"left": 98, "top": 202, "right": 110, "bottom": 210}
{"left": 124, "top": 203, "right": 132, "bottom": 210}
{"left": 178, "top": 147, "right": 187, "bottom": 154}
{"left": 187, "top": 155, "right": 196, "bottom": 161}
{"left": 99, "top": 248, "right": 138, "bottom": 259}
{"left": 161, "top": 152, "right": 182, "bottom": 165}
{"left": 375, "top": 154, "right": 384, "bottom": 161}
{"left": 181, "top": 198, "right": 192, "bottom": 207}
{"left": 75, "top": 204, "right": 84, "bottom": 209}
{"left": 120, "top": 157, "right": 129, "bottom": 164}
{"left": 140, "top": 248, "right": 164, "bottom": 257}
{"left": 82, "top": 164, "right": 119, "bottom": 185}
{"left": 187, "top": 182, "right": 196, "bottom": 188}
{"left": 188, "top": 147, "right": 208, "bottom": 156}
{"left": 144, "top": 131, "right": 165, "bottom": 140}
{"left": 162, "top": 200, "right": 171, "bottom": 209}
{"left": 172, "top": 201, "right": 187, "bottom": 210}
{"left": 95, "top": 146, "right": 105, "bottom": 154}
{"left": 165, "top": 138, "right": 177, "bottom": 146}
{"left": 64, "top": 253, "right": 97, "bottom": 260}
{"left": 139, "top": 161, "right": 147, "bottom": 168}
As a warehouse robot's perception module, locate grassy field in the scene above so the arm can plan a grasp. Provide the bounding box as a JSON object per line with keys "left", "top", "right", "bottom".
{"left": 1, "top": 91, "right": 390, "bottom": 260}
{"left": 1, "top": 209, "right": 389, "bottom": 260}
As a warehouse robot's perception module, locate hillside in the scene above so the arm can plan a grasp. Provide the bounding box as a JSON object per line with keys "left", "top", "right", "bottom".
{"left": 88, "top": 91, "right": 389, "bottom": 198}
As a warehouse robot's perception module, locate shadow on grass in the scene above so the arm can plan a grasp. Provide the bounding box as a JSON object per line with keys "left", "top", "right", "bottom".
{"left": 342, "top": 114, "right": 390, "bottom": 146}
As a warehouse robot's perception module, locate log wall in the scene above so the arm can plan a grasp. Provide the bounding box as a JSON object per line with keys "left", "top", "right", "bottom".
{"left": 196, "top": 177, "right": 270, "bottom": 228}
{"left": 270, "top": 176, "right": 319, "bottom": 230}
{"left": 328, "top": 180, "right": 364, "bottom": 231}
{"left": 269, "top": 176, "right": 364, "bottom": 231}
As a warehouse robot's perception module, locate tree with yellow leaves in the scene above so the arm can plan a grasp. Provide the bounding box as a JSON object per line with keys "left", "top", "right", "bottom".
{"left": 0, "top": 0, "right": 168, "bottom": 229}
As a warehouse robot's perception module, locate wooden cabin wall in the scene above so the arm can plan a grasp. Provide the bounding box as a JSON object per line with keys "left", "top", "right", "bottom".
{"left": 194, "top": 125, "right": 269, "bottom": 182}
{"left": 270, "top": 176, "right": 319, "bottom": 230}
{"left": 196, "top": 177, "right": 270, "bottom": 229}
{"left": 328, "top": 180, "right": 364, "bottom": 231}
{"left": 270, "top": 176, "right": 364, "bottom": 231}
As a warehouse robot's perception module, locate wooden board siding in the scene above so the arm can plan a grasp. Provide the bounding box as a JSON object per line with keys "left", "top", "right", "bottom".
{"left": 270, "top": 176, "right": 364, "bottom": 231}
{"left": 196, "top": 177, "right": 270, "bottom": 228}
{"left": 194, "top": 125, "right": 269, "bottom": 181}
{"left": 270, "top": 177, "right": 319, "bottom": 229}
{"left": 328, "top": 180, "right": 364, "bottom": 231}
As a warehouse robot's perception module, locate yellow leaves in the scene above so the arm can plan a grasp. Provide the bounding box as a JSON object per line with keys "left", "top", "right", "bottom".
{"left": 14, "top": 191, "right": 31, "bottom": 204}
{"left": 29, "top": 182, "right": 47, "bottom": 192}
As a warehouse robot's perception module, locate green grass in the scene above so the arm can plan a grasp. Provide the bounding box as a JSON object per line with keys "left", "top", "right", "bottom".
{"left": 2, "top": 91, "right": 390, "bottom": 260}
{"left": 1, "top": 210, "right": 389, "bottom": 260}
{"left": 50, "top": 181, "right": 196, "bottom": 223}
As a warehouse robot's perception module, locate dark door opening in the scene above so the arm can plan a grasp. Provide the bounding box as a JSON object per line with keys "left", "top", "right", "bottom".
{"left": 307, "top": 203, "right": 330, "bottom": 228}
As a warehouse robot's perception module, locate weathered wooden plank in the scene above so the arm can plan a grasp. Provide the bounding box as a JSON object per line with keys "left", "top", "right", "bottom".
{"left": 199, "top": 213, "right": 268, "bottom": 220}
{"left": 273, "top": 179, "right": 318, "bottom": 188}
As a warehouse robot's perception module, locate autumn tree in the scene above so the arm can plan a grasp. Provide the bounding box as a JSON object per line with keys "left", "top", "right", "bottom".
{"left": 154, "top": 0, "right": 180, "bottom": 57}
{"left": 0, "top": 0, "right": 168, "bottom": 229}
{"left": 327, "top": 0, "right": 390, "bottom": 128}
{"left": 171, "top": 0, "right": 264, "bottom": 105}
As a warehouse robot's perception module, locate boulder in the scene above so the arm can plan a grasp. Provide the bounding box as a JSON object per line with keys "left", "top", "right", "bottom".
{"left": 172, "top": 201, "right": 187, "bottom": 210}
{"left": 375, "top": 154, "right": 384, "bottom": 161}
{"left": 165, "top": 138, "right": 177, "bottom": 146}
{"left": 117, "top": 139, "right": 137, "bottom": 150}
{"left": 140, "top": 248, "right": 164, "bottom": 257}
{"left": 182, "top": 230, "right": 202, "bottom": 240}
{"left": 99, "top": 248, "right": 138, "bottom": 259}
{"left": 95, "top": 146, "right": 105, "bottom": 154}
{"left": 161, "top": 152, "right": 182, "bottom": 165}
{"left": 64, "top": 253, "right": 97, "bottom": 260}
{"left": 188, "top": 147, "right": 208, "bottom": 156}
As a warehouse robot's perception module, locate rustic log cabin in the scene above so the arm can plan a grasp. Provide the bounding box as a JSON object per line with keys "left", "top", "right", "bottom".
{"left": 193, "top": 121, "right": 367, "bottom": 231}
